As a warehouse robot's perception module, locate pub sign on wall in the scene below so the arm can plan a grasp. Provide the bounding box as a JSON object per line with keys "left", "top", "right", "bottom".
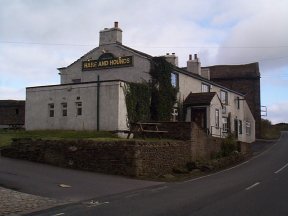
{"left": 82, "top": 54, "right": 133, "bottom": 71}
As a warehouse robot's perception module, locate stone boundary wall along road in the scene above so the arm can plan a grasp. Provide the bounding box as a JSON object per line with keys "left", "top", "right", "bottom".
{"left": 1, "top": 139, "right": 191, "bottom": 177}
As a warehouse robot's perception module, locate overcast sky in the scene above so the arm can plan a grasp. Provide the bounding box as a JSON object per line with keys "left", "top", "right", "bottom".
{"left": 1, "top": 0, "right": 288, "bottom": 124}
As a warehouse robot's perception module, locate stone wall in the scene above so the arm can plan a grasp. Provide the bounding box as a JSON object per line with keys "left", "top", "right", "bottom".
{"left": 190, "top": 122, "right": 222, "bottom": 160}
{"left": 132, "top": 121, "right": 250, "bottom": 161}
{"left": 1, "top": 139, "right": 191, "bottom": 177}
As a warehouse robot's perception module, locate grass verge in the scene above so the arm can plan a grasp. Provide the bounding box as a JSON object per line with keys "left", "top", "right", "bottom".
{"left": 0, "top": 130, "right": 118, "bottom": 148}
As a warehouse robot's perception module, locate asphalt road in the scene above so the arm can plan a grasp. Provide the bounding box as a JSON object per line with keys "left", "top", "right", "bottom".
{"left": 0, "top": 157, "right": 162, "bottom": 202}
{"left": 33, "top": 132, "right": 288, "bottom": 216}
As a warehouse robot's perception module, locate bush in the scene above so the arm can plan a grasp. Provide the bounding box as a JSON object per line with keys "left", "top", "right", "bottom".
{"left": 220, "top": 133, "right": 237, "bottom": 157}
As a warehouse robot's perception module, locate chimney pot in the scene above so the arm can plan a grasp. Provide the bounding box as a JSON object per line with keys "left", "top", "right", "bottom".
{"left": 189, "top": 54, "right": 192, "bottom": 60}
{"left": 194, "top": 54, "right": 198, "bottom": 60}
{"left": 166, "top": 53, "right": 169, "bottom": 55}
{"left": 114, "top": 21, "right": 118, "bottom": 28}
{"left": 172, "top": 52, "right": 175, "bottom": 55}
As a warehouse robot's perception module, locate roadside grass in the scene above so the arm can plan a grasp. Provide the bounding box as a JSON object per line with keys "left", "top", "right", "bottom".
{"left": 0, "top": 130, "right": 118, "bottom": 147}
{"left": 261, "top": 127, "right": 281, "bottom": 140}
{"left": 261, "top": 119, "right": 288, "bottom": 140}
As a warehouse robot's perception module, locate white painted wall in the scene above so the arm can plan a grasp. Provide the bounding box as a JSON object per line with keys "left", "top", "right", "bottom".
{"left": 25, "top": 81, "right": 128, "bottom": 131}
{"left": 59, "top": 44, "right": 151, "bottom": 85}
{"left": 177, "top": 71, "right": 255, "bottom": 143}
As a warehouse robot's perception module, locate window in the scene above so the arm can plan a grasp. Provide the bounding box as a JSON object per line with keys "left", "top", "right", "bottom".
{"left": 220, "top": 90, "right": 228, "bottom": 105}
{"left": 48, "top": 103, "right": 54, "bottom": 117}
{"left": 171, "top": 72, "right": 179, "bottom": 88}
{"left": 15, "top": 108, "right": 19, "bottom": 115}
{"left": 222, "top": 106, "right": 227, "bottom": 114}
{"left": 201, "top": 83, "right": 210, "bottom": 92}
{"left": 215, "top": 109, "right": 219, "bottom": 128}
{"left": 238, "top": 120, "right": 243, "bottom": 135}
{"left": 236, "top": 97, "right": 240, "bottom": 109}
{"left": 246, "top": 122, "right": 251, "bottom": 136}
{"left": 222, "top": 117, "right": 228, "bottom": 133}
{"left": 62, "top": 103, "right": 67, "bottom": 116}
{"left": 76, "top": 102, "right": 82, "bottom": 116}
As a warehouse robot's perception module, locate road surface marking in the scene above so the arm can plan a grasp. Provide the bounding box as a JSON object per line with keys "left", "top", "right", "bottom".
{"left": 83, "top": 200, "right": 109, "bottom": 207}
{"left": 52, "top": 213, "right": 65, "bottom": 216}
{"left": 275, "top": 162, "right": 288, "bottom": 174}
{"left": 58, "top": 184, "right": 71, "bottom": 188}
{"left": 246, "top": 182, "right": 260, "bottom": 190}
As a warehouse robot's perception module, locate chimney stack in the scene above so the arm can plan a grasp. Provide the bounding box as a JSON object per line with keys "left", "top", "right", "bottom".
{"left": 187, "top": 53, "right": 201, "bottom": 76}
{"left": 99, "top": 21, "right": 122, "bottom": 46}
{"left": 164, "top": 52, "right": 178, "bottom": 66}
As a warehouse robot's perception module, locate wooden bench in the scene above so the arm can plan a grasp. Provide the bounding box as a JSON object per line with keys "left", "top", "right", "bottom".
{"left": 128, "top": 122, "right": 168, "bottom": 139}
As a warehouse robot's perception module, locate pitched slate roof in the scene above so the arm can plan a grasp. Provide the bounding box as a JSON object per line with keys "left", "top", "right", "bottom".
{"left": 183, "top": 92, "right": 217, "bottom": 106}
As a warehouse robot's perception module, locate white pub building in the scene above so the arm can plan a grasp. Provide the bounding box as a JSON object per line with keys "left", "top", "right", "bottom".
{"left": 25, "top": 22, "right": 255, "bottom": 143}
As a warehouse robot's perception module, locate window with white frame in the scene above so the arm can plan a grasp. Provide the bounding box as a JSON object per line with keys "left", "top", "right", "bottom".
{"left": 220, "top": 90, "right": 228, "bottom": 105}
{"left": 201, "top": 83, "right": 210, "bottom": 92}
{"left": 222, "top": 117, "right": 228, "bottom": 133}
{"left": 171, "top": 72, "right": 179, "bottom": 88}
{"left": 246, "top": 121, "right": 251, "bottom": 136}
{"left": 48, "top": 103, "right": 54, "bottom": 117}
{"left": 215, "top": 109, "right": 220, "bottom": 128}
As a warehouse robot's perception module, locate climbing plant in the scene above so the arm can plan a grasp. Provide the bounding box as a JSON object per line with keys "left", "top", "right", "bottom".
{"left": 150, "top": 57, "right": 178, "bottom": 121}
{"left": 123, "top": 82, "right": 151, "bottom": 123}
{"left": 124, "top": 57, "right": 178, "bottom": 124}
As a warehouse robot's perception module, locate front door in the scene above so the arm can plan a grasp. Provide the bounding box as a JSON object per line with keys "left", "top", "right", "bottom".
{"left": 191, "top": 107, "right": 207, "bottom": 129}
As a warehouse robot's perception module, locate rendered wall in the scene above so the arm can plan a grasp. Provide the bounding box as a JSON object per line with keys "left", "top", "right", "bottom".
{"left": 177, "top": 71, "right": 255, "bottom": 143}
{"left": 59, "top": 44, "right": 151, "bottom": 84}
{"left": 25, "top": 81, "right": 128, "bottom": 131}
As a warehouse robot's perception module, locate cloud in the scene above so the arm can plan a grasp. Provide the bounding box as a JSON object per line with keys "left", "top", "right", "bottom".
{"left": 0, "top": 87, "right": 25, "bottom": 100}
{"left": 264, "top": 101, "right": 288, "bottom": 124}
{"left": 0, "top": 0, "right": 288, "bottom": 123}
{"left": 215, "top": 0, "right": 288, "bottom": 70}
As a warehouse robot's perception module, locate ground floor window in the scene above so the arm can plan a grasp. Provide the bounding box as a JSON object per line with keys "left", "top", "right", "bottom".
{"left": 62, "top": 103, "right": 67, "bottom": 116}
{"left": 76, "top": 102, "right": 82, "bottom": 116}
{"left": 238, "top": 120, "right": 243, "bottom": 135}
{"left": 222, "top": 117, "right": 228, "bottom": 133}
{"left": 48, "top": 103, "right": 54, "bottom": 117}
{"left": 215, "top": 109, "right": 219, "bottom": 128}
{"left": 246, "top": 121, "right": 251, "bottom": 136}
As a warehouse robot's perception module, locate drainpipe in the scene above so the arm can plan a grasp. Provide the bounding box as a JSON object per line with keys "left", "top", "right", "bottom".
{"left": 97, "top": 75, "right": 100, "bottom": 131}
